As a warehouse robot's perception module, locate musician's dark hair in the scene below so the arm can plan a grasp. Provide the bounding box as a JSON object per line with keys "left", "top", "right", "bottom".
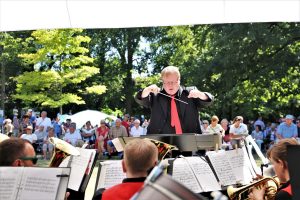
{"left": 267, "top": 138, "right": 298, "bottom": 166}
{"left": 0, "top": 138, "right": 30, "bottom": 166}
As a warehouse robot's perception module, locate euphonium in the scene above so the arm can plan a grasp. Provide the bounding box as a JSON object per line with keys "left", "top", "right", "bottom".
{"left": 227, "top": 176, "right": 280, "bottom": 200}
{"left": 48, "top": 137, "right": 80, "bottom": 167}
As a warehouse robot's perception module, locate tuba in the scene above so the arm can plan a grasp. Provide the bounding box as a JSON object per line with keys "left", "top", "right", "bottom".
{"left": 48, "top": 137, "right": 80, "bottom": 167}
{"left": 227, "top": 176, "right": 280, "bottom": 200}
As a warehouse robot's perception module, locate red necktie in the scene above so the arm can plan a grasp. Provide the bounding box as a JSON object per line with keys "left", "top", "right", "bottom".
{"left": 171, "top": 96, "right": 182, "bottom": 134}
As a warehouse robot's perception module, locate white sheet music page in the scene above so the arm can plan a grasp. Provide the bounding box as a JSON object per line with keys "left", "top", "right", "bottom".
{"left": 17, "top": 167, "right": 63, "bottom": 200}
{"left": 225, "top": 148, "right": 254, "bottom": 185}
{"left": 97, "top": 160, "right": 126, "bottom": 190}
{"left": 172, "top": 158, "right": 203, "bottom": 193}
{"left": 0, "top": 167, "right": 23, "bottom": 200}
{"left": 206, "top": 150, "right": 237, "bottom": 186}
{"left": 111, "top": 138, "right": 124, "bottom": 152}
{"left": 60, "top": 148, "right": 93, "bottom": 191}
{"left": 185, "top": 157, "right": 221, "bottom": 192}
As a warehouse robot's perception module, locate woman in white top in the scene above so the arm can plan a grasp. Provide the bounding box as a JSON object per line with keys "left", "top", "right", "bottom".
{"left": 20, "top": 126, "right": 37, "bottom": 144}
{"left": 130, "top": 119, "right": 144, "bottom": 137}
{"left": 207, "top": 115, "right": 225, "bottom": 136}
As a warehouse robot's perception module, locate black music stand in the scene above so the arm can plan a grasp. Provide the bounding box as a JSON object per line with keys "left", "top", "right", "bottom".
{"left": 287, "top": 145, "right": 300, "bottom": 200}
{"left": 140, "top": 133, "right": 222, "bottom": 152}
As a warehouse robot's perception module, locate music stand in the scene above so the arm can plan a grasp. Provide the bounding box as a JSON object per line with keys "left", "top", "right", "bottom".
{"left": 287, "top": 145, "right": 300, "bottom": 200}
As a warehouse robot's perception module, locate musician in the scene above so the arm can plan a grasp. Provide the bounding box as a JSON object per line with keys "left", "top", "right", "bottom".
{"left": 249, "top": 138, "right": 298, "bottom": 200}
{"left": 0, "top": 138, "right": 37, "bottom": 167}
{"left": 135, "top": 66, "right": 214, "bottom": 135}
{"left": 94, "top": 138, "right": 158, "bottom": 200}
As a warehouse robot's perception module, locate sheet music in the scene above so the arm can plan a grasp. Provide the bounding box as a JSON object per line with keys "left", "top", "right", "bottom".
{"left": 172, "top": 157, "right": 221, "bottom": 193}
{"left": 0, "top": 167, "right": 68, "bottom": 200}
{"left": 60, "top": 148, "right": 93, "bottom": 191}
{"left": 17, "top": 168, "right": 63, "bottom": 200}
{"left": 206, "top": 151, "right": 237, "bottom": 186}
{"left": 172, "top": 158, "right": 202, "bottom": 193}
{"left": 225, "top": 148, "right": 254, "bottom": 185}
{"left": 112, "top": 138, "right": 124, "bottom": 152}
{"left": 185, "top": 157, "right": 221, "bottom": 192}
{"left": 246, "top": 135, "right": 268, "bottom": 164}
{"left": 0, "top": 167, "right": 22, "bottom": 200}
{"left": 97, "top": 160, "right": 126, "bottom": 189}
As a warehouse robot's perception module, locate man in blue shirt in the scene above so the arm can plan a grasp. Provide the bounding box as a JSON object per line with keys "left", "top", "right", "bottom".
{"left": 276, "top": 115, "right": 297, "bottom": 140}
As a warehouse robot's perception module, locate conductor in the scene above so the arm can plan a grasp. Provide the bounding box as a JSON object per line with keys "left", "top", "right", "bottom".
{"left": 135, "top": 66, "right": 214, "bottom": 135}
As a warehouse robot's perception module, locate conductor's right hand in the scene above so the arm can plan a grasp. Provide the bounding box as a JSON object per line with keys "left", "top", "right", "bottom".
{"left": 142, "top": 84, "right": 160, "bottom": 98}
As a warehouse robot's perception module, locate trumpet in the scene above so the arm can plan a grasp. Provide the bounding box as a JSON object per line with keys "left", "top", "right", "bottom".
{"left": 227, "top": 176, "right": 280, "bottom": 200}
{"left": 48, "top": 137, "right": 80, "bottom": 167}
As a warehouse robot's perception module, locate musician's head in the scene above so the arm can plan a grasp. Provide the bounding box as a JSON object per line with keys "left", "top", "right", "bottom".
{"left": 122, "top": 138, "right": 158, "bottom": 178}
{"left": 267, "top": 138, "right": 298, "bottom": 183}
{"left": 0, "top": 138, "right": 37, "bottom": 167}
{"left": 161, "top": 66, "right": 180, "bottom": 96}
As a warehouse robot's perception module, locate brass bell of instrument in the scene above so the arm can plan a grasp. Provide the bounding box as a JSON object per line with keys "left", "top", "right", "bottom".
{"left": 227, "top": 176, "right": 280, "bottom": 200}
{"left": 48, "top": 137, "right": 80, "bottom": 167}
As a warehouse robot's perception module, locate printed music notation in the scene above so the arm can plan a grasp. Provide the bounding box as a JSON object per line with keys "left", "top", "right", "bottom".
{"left": 0, "top": 167, "right": 70, "bottom": 200}
{"left": 97, "top": 160, "right": 126, "bottom": 190}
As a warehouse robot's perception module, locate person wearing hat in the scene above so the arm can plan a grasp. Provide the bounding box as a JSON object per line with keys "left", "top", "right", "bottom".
{"left": 20, "top": 125, "right": 38, "bottom": 153}
{"left": 276, "top": 115, "right": 297, "bottom": 140}
{"left": 229, "top": 116, "right": 249, "bottom": 149}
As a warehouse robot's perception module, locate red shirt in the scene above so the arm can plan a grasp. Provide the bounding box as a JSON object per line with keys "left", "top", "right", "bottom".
{"left": 102, "top": 178, "right": 145, "bottom": 200}
{"left": 121, "top": 121, "right": 130, "bottom": 136}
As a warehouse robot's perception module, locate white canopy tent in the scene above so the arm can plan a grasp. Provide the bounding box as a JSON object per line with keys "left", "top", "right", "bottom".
{"left": 0, "top": 0, "right": 299, "bottom": 32}
{"left": 69, "top": 109, "right": 117, "bottom": 128}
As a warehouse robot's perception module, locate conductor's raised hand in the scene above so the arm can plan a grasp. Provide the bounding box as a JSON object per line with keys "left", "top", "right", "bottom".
{"left": 187, "top": 89, "right": 208, "bottom": 100}
{"left": 142, "top": 84, "right": 160, "bottom": 98}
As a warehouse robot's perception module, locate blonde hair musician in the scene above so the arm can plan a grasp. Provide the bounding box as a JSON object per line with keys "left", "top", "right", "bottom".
{"left": 249, "top": 138, "right": 298, "bottom": 200}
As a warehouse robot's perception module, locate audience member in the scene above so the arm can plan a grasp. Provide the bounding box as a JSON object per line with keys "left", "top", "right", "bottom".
{"left": 207, "top": 115, "right": 225, "bottom": 136}
{"left": 276, "top": 115, "right": 297, "bottom": 140}
{"left": 201, "top": 120, "right": 210, "bottom": 134}
{"left": 297, "top": 119, "right": 300, "bottom": 138}
{"left": 63, "top": 122, "right": 83, "bottom": 147}
{"left": 121, "top": 114, "right": 130, "bottom": 136}
{"left": 81, "top": 121, "right": 96, "bottom": 146}
{"left": 229, "top": 116, "right": 248, "bottom": 149}
{"left": 36, "top": 111, "right": 52, "bottom": 132}
{"left": 251, "top": 125, "right": 264, "bottom": 151}
{"left": 3, "top": 118, "right": 14, "bottom": 135}
{"left": 98, "top": 138, "right": 158, "bottom": 200}
{"left": 107, "top": 119, "right": 127, "bottom": 158}
{"left": 34, "top": 125, "right": 47, "bottom": 143}
{"left": 12, "top": 114, "right": 20, "bottom": 137}
{"left": 20, "top": 126, "right": 37, "bottom": 145}
{"left": 27, "top": 109, "right": 37, "bottom": 130}
{"left": 53, "top": 116, "right": 64, "bottom": 138}
{"left": 221, "top": 118, "right": 231, "bottom": 144}
{"left": 43, "top": 127, "right": 56, "bottom": 160}
{"left": 254, "top": 116, "right": 265, "bottom": 130}
{"left": 130, "top": 119, "right": 144, "bottom": 137}
{"left": 19, "top": 114, "right": 32, "bottom": 137}
{"left": 96, "top": 120, "right": 110, "bottom": 155}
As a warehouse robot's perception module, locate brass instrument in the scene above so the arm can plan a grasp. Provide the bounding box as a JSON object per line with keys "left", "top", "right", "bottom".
{"left": 227, "top": 176, "right": 280, "bottom": 200}
{"left": 48, "top": 137, "right": 80, "bottom": 167}
{"left": 144, "top": 138, "right": 178, "bottom": 160}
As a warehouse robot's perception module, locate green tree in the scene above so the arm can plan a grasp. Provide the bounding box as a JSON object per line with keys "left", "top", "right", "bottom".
{"left": 13, "top": 29, "right": 106, "bottom": 113}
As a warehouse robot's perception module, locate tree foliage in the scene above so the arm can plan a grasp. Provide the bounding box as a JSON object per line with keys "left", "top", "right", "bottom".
{"left": 13, "top": 29, "right": 105, "bottom": 109}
